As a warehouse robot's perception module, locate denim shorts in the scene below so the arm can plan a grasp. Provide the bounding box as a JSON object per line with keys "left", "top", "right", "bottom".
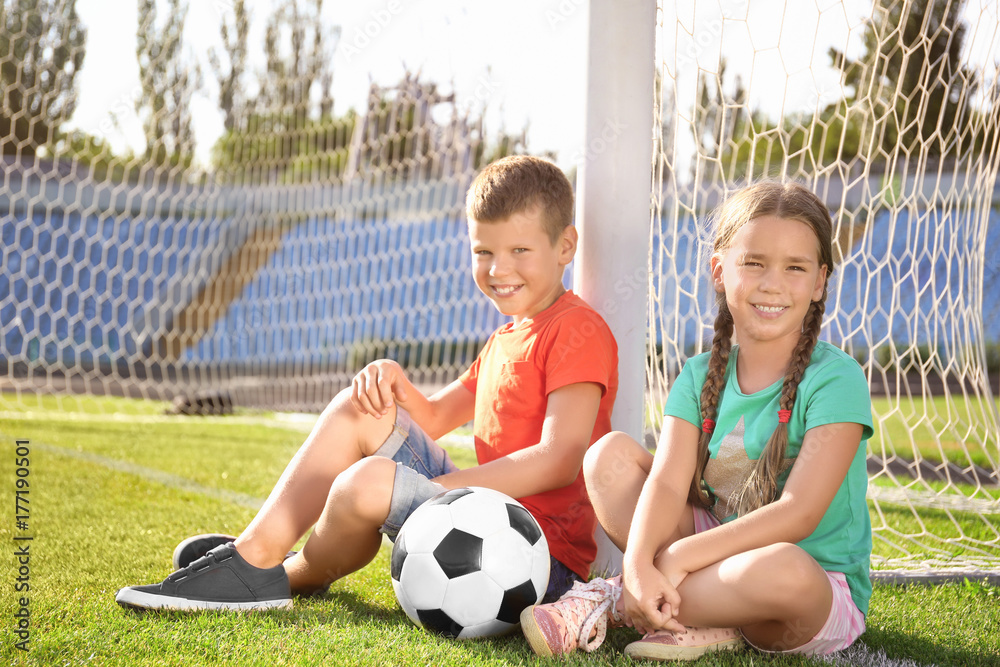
{"left": 375, "top": 407, "right": 460, "bottom": 540}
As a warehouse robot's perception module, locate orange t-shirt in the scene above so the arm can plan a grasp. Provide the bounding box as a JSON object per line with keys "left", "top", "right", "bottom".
{"left": 458, "top": 291, "right": 619, "bottom": 579}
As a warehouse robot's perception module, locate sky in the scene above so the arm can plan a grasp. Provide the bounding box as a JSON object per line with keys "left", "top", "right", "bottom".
{"left": 70, "top": 0, "right": 590, "bottom": 168}
{"left": 67, "top": 0, "right": 999, "bottom": 171}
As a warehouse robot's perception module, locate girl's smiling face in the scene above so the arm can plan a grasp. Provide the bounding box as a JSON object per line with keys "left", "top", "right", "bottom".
{"left": 710, "top": 214, "right": 828, "bottom": 351}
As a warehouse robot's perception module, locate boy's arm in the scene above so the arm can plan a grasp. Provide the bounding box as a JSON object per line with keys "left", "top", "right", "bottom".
{"left": 432, "top": 381, "right": 602, "bottom": 498}
{"left": 351, "top": 359, "right": 475, "bottom": 439}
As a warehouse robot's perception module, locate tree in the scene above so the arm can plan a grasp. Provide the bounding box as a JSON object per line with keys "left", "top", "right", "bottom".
{"left": 135, "top": 0, "right": 201, "bottom": 170}
{"left": 716, "top": 0, "right": 984, "bottom": 179}
{"left": 255, "top": 0, "right": 335, "bottom": 125}
{"left": 209, "top": 1, "right": 526, "bottom": 184}
{"left": 829, "top": 0, "right": 977, "bottom": 160}
{"left": 0, "top": 0, "right": 86, "bottom": 156}
{"left": 211, "top": 0, "right": 338, "bottom": 183}
{"left": 209, "top": 0, "right": 250, "bottom": 133}
{"left": 692, "top": 60, "right": 745, "bottom": 161}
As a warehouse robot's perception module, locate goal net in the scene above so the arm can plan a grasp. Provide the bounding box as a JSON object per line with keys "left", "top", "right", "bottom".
{"left": 1, "top": 1, "right": 513, "bottom": 414}
{"left": 650, "top": 0, "right": 1000, "bottom": 576}
{"left": 1, "top": 0, "right": 997, "bottom": 579}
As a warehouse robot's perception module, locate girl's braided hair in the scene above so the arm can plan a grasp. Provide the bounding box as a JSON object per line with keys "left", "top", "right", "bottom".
{"left": 689, "top": 181, "right": 834, "bottom": 516}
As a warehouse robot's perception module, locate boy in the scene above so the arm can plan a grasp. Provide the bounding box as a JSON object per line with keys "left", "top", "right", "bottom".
{"left": 115, "top": 155, "right": 619, "bottom": 611}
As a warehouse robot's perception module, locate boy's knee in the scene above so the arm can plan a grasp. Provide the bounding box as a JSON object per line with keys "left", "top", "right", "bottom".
{"left": 325, "top": 387, "right": 360, "bottom": 417}
{"left": 321, "top": 388, "right": 396, "bottom": 454}
{"left": 332, "top": 457, "right": 396, "bottom": 521}
{"left": 315, "top": 389, "right": 355, "bottom": 425}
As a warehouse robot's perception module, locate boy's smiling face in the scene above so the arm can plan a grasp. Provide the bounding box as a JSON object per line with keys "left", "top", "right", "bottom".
{"left": 468, "top": 206, "right": 576, "bottom": 326}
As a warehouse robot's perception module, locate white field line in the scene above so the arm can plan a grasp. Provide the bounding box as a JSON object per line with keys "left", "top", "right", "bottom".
{"left": 1, "top": 411, "right": 473, "bottom": 520}
{"left": 0, "top": 410, "right": 320, "bottom": 433}
{"left": 822, "top": 642, "right": 933, "bottom": 667}
{"left": 0, "top": 410, "right": 477, "bottom": 449}
{"left": 3, "top": 432, "right": 268, "bottom": 511}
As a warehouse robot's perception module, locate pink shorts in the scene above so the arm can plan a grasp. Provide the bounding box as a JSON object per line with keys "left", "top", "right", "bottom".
{"left": 691, "top": 505, "right": 866, "bottom": 656}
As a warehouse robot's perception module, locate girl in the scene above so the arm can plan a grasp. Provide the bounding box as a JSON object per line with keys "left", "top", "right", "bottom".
{"left": 520, "top": 181, "right": 873, "bottom": 661}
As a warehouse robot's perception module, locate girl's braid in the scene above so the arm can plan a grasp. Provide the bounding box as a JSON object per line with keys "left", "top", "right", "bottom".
{"left": 732, "top": 294, "right": 827, "bottom": 516}
{"left": 689, "top": 299, "right": 733, "bottom": 508}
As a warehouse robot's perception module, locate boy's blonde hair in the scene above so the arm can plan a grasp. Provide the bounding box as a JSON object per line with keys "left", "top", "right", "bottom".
{"left": 465, "top": 155, "right": 574, "bottom": 244}
{"left": 690, "top": 180, "right": 835, "bottom": 517}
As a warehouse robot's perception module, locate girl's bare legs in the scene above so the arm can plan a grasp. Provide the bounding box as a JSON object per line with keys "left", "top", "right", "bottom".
{"left": 585, "top": 431, "right": 835, "bottom": 650}
{"left": 584, "top": 431, "right": 693, "bottom": 552}
{"left": 233, "top": 389, "right": 399, "bottom": 592}
{"left": 665, "top": 544, "right": 834, "bottom": 650}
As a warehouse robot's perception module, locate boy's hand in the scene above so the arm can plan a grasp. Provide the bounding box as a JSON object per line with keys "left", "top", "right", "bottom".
{"left": 351, "top": 360, "right": 410, "bottom": 418}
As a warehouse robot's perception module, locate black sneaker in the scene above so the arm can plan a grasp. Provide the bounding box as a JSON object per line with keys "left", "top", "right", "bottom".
{"left": 116, "top": 543, "right": 292, "bottom": 611}
{"left": 173, "top": 534, "right": 237, "bottom": 570}
{"left": 173, "top": 533, "right": 298, "bottom": 570}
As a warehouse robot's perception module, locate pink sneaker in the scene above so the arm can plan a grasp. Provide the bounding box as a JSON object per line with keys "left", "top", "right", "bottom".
{"left": 624, "top": 625, "right": 743, "bottom": 661}
{"left": 520, "top": 577, "right": 623, "bottom": 656}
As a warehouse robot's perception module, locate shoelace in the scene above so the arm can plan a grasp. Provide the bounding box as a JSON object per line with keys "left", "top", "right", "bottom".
{"left": 558, "top": 577, "right": 623, "bottom": 652}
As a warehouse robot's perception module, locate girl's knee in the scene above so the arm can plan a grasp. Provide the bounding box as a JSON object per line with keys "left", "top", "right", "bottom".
{"left": 584, "top": 431, "right": 647, "bottom": 488}
{"left": 736, "top": 543, "right": 826, "bottom": 606}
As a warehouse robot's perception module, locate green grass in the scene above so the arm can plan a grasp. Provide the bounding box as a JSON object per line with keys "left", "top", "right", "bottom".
{"left": 645, "top": 394, "right": 1000, "bottom": 469}
{"left": 870, "top": 396, "right": 1000, "bottom": 471}
{"left": 2, "top": 397, "right": 999, "bottom": 666}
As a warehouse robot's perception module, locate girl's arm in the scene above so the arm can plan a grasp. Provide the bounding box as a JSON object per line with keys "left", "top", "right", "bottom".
{"left": 656, "top": 421, "right": 864, "bottom": 604}
{"left": 621, "top": 415, "right": 702, "bottom": 634}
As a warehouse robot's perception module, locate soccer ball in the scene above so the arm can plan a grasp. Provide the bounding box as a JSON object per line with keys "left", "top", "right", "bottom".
{"left": 390, "top": 486, "right": 550, "bottom": 639}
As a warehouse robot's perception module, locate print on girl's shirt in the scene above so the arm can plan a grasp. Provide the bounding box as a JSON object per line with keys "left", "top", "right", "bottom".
{"left": 703, "top": 416, "right": 794, "bottom": 522}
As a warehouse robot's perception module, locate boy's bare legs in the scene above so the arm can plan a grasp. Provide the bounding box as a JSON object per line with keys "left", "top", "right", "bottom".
{"left": 284, "top": 455, "right": 398, "bottom": 593}
{"left": 232, "top": 389, "right": 398, "bottom": 589}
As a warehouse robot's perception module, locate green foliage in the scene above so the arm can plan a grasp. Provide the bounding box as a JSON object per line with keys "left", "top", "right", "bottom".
{"left": 706, "top": 0, "right": 992, "bottom": 178}
{"left": 831, "top": 0, "right": 977, "bottom": 159}
{"left": 48, "top": 131, "right": 137, "bottom": 181}
{"left": 212, "top": 111, "right": 357, "bottom": 184}
{"left": 0, "top": 0, "right": 87, "bottom": 156}
{"left": 208, "top": 0, "right": 342, "bottom": 184}
{"left": 720, "top": 102, "right": 869, "bottom": 181}
{"left": 209, "top": 0, "right": 250, "bottom": 132}
{"left": 256, "top": 0, "right": 332, "bottom": 118}
{"left": 211, "top": 69, "right": 527, "bottom": 184}
{"left": 985, "top": 342, "right": 1000, "bottom": 375}
{"left": 135, "top": 0, "right": 200, "bottom": 170}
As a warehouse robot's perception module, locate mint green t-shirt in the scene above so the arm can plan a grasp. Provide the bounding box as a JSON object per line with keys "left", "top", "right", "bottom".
{"left": 664, "top": 341, "right": 874, "bottom": 614}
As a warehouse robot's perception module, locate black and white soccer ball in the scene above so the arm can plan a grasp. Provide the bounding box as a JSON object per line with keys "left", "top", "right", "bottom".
{"left": 390, "top": 486, "right": 550, "bottom": 639}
